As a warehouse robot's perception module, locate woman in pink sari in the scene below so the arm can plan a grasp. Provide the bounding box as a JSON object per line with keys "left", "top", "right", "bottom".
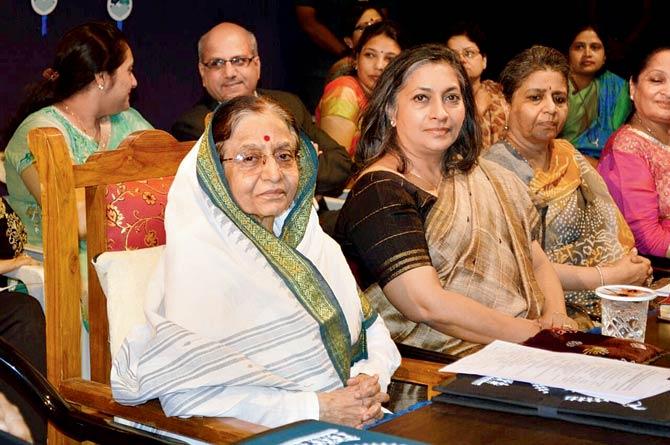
{"left": 598, "top": 47, "right": 670, "bottom": 259}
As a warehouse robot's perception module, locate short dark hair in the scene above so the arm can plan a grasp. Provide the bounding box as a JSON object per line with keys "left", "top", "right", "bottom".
{"left": 357, "top": 43, "right": 481, "bottom": 175}
{"left": 353, "top": 21, "right": 402, "bottom": 57}
{"left": 211, "top": 95, "right": 299, "bottom": 159}
{"left": 499, "top": 45, "right": 570, "bottom": 103}
{"left": 5, "top": 21, "right": 129, "bottom": 142}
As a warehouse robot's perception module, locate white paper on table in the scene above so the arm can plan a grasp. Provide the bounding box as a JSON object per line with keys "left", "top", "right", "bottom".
{"left": 440, "top": 340, "right": 670, "bottom": 404}
{"left": 655, "top": 283, "right": 670, "bottom": 296}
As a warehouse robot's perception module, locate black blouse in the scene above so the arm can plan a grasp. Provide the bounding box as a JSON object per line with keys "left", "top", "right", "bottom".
{"left": 335, "top": 171, "right": 436, "bottom": 289}
{"left": 0, "top": 196, "right": 27, "bottom": 287}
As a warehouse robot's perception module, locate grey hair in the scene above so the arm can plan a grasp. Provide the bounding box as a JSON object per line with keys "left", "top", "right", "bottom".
{"left": 211, "top": 95, "right": 299, "bottom": 159}
{"left": 197, "top": 25, "right": 259, "bottom": 61}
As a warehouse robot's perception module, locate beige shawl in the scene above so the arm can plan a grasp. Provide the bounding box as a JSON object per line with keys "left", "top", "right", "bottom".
{"left": 366, "top": 159, "right": 544, "bottom": 356}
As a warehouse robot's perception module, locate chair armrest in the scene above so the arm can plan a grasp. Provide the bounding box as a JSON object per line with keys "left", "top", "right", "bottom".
{"left": 60, "top": 379, "right": 267, "bottom": 443}
{"left": 392, "top": 357, "right": 451, "bottom": 400}
{"left": 391, "top": 343, "right": 456, "bottom": 400}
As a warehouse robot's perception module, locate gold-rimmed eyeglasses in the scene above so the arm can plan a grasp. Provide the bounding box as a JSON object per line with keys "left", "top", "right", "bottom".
{"left": 453, "top": 48, "right": 481, "bottom": 60}
{"left": 221, "top": 149, "right": 299, "bottom": 172}
{"left": 201, "top": 55, "right": 256, "bottom": 70}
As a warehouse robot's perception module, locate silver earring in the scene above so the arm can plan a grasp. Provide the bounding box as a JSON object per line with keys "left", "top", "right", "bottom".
{"left": 98, "top": 84, "right": 104, "bottom": 90}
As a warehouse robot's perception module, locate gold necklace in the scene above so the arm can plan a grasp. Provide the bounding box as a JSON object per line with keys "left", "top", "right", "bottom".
{"left": 407, "top": 170, "right": 439, "bottom": 190}
{"left": 633, "top": 113, "right": 659, "bottom": 139}
{"left": 61, "top": 103, "right": 101, "bottom": 143}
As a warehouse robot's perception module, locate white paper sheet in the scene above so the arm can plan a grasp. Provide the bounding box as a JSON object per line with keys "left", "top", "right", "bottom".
{"left": 655, "top": 283, "right": 670, "bottom": 296}
{"left": 440, "top": 340, "right": 670, "bottom": 404}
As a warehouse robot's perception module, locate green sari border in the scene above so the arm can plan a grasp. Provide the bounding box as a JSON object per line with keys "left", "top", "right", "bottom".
{"left": 195, "top": 118, "right": 355, "bottom": 383}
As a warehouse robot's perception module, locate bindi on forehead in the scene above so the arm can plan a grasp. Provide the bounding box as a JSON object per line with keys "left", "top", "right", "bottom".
{"left": 263, "top": 135, "right": 270, "bottom": 142}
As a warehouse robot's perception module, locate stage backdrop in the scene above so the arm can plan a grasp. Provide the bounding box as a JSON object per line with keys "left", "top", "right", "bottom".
{"left": 3, "top": 0, "right": 666, "bottom": 148}
{"left": 0, "top": 0, "right": 299, "bottom": 147}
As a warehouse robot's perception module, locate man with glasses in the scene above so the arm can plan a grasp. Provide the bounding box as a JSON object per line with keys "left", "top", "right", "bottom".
{"left": 172, "top": 22, "right": 353, "bottom": 197}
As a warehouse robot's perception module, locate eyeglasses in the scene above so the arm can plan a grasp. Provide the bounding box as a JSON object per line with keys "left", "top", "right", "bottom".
{"left": 221, "top": 149, "right": 299, "bottom": 172}
{"left": 201, "top": 56, "right": 256, "bottom": 70}
{"left": 453, "top": 48, "right": 481, "bottom": 60}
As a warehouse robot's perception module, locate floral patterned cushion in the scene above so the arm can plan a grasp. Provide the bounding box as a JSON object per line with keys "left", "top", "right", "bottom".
{"left": 522, "top": 328, "right": 665, "bottom": 364}
{"left": 105, "top": 177, "right": 174, "bottom": 251}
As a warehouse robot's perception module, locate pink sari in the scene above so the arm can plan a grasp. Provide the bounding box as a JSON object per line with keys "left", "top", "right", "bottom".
{"left": 598, "top": 125, "right": 670, "bottom": 257}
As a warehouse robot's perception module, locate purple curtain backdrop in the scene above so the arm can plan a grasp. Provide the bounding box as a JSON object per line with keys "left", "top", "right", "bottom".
{"left": 2, "top": 0, "right": 667, "bottom": 148}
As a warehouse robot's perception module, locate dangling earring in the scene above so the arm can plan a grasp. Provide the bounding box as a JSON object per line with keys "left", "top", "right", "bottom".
{"left": 98, "top": 83, "right": 104, "bottom": 90}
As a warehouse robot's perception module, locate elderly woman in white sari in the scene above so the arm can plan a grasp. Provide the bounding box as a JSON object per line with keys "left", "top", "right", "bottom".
{"left": 111, "top": 96, "right": 400, "bottom": 428}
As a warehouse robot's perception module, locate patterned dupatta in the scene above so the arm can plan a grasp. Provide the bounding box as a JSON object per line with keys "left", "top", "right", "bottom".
{"left": 528, "top": 139, "right": 634, "bottom": 262}
{"left": 486, "top": 139, "right": 634, "bottom": 317}
{"left": 562, "top": 71, "right": 631, "bottom": 158}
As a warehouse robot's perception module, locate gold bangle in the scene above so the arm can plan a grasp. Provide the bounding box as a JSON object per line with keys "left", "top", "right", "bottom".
{"left": 595, "top": 265, "right": 605, "bottom": 287}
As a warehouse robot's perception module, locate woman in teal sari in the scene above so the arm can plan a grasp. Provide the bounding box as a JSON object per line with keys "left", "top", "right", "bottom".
{"left": 560, "top": 23, "right": 630, "bottom": 161}
{"left": 3, "top": 22, "right": 151, "bottom": 245}
{"left": 3, "top": 22, "right": 152, "bottom": 335}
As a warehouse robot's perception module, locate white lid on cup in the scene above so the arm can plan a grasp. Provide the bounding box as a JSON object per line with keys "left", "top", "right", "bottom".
{"left": 595, "top": 285, "right": 657, "bottom": 302}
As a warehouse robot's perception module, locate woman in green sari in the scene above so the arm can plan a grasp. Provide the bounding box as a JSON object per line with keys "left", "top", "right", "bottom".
{"left": 560, "top": 23, "right": 631, "bottom": 161}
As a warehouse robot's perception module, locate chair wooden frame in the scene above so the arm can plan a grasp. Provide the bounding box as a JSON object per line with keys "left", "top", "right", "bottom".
{"left": 29, "top": 126, "right": 448, "bottom": 444}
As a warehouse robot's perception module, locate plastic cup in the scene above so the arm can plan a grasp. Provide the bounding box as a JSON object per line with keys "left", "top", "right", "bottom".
{"left": 596, "top": 285, "right": 657, "bottom": 341}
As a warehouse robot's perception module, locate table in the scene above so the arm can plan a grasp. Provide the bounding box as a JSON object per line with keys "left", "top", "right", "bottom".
{"left": 373, "top": 314, "right": 670, "bottom": 445}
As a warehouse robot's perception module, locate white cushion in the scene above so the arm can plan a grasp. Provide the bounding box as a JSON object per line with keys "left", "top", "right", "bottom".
{"left": 323, "top": 189, "right": 349, "bottom": 211}
{"left": 93, "top": 245, "right": 164, "bottom": 357}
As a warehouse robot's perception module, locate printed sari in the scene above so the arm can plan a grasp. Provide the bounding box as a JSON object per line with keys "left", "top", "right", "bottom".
{"left": 486, "top": 139, "right": 635, "bottom": 317}
{"left": 316, "top": 76, "right": 368, "bottom": 157}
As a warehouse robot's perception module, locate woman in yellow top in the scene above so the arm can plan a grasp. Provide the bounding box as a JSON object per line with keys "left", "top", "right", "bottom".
{"left": 316, "top": 21, "right": 401, "bottom": 157}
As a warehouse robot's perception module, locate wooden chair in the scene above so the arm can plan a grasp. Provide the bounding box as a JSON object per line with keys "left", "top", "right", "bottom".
{"left": 29, "top": 127, "right": 448, "bottom": 443}
{"left": 29, "top": 128, "right": 266, "bottom": 444}
{"left": 392, "top": 343, "right": 454, "bottom": 400}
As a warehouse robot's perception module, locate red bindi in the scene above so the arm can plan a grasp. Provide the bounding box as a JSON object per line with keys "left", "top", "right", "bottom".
{"left": 263, "top": 135, "right": 270, "bottom": 141}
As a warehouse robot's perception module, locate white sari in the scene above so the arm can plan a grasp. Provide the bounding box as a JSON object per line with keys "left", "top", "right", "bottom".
{"left": 111, "top": 128, "right": 399, "bottom": 428}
